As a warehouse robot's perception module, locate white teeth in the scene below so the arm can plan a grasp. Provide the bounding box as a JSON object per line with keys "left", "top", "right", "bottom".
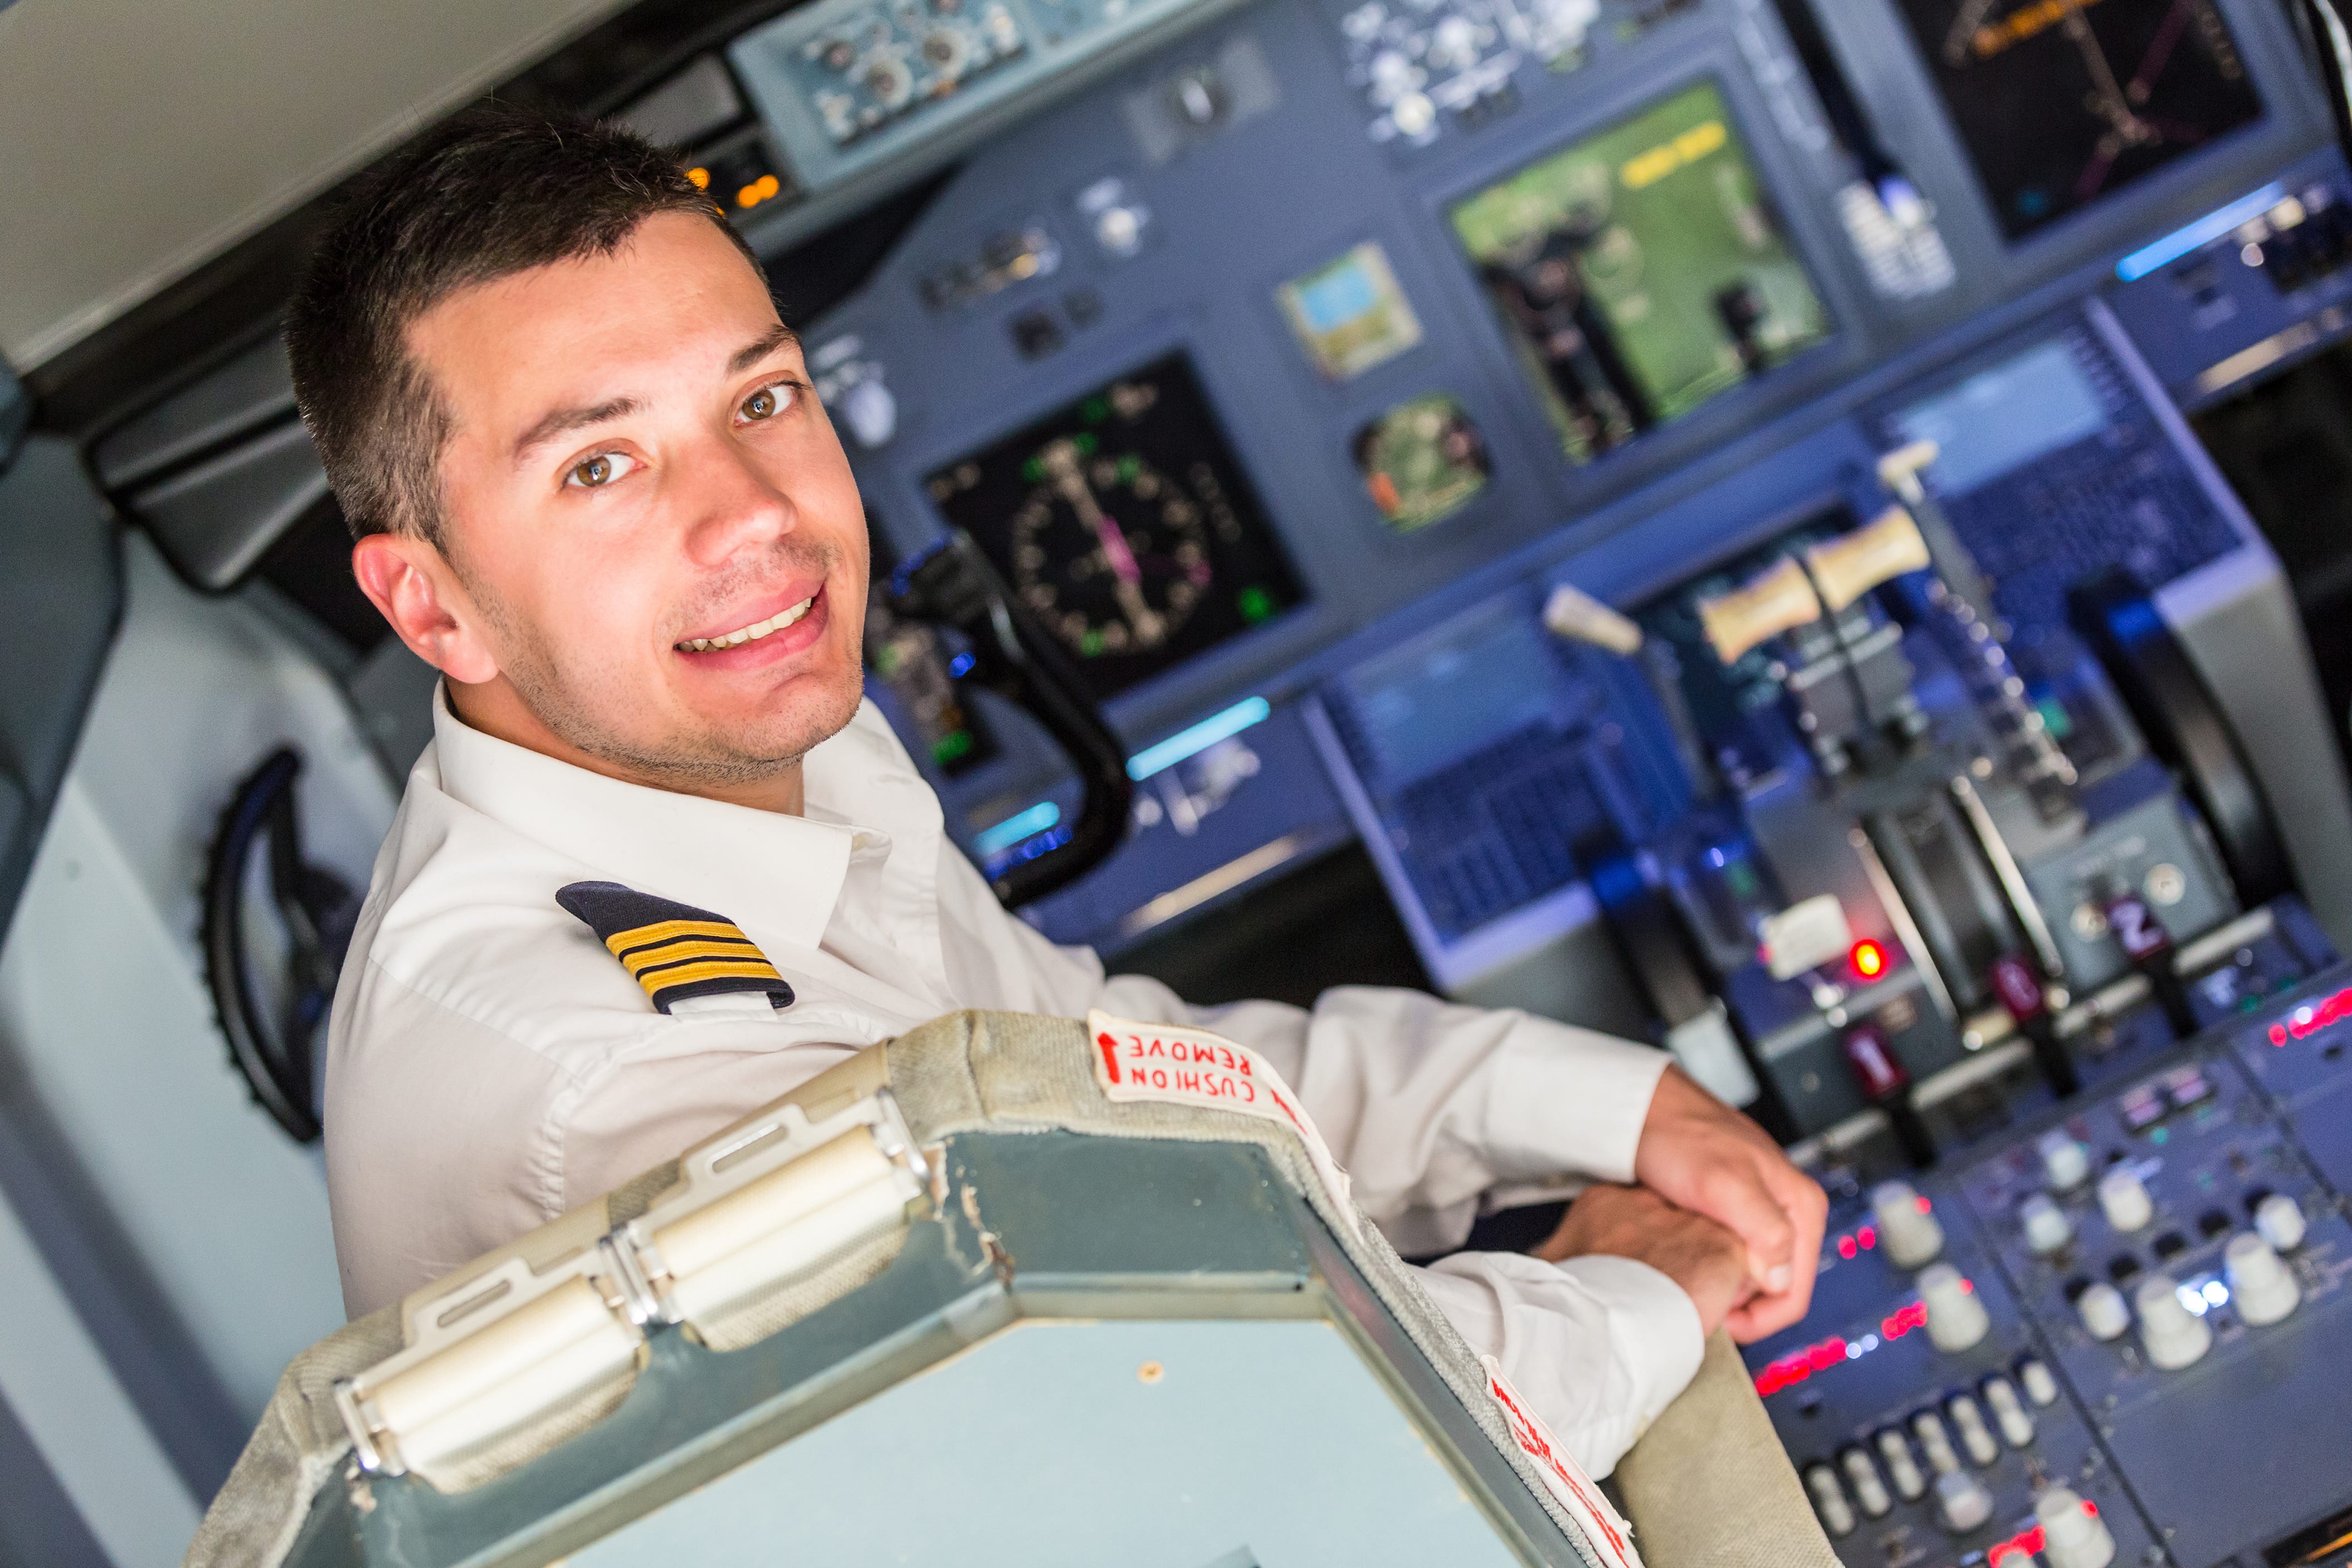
{"left": 679, "top": 596, "right": 815, "bottom": 654}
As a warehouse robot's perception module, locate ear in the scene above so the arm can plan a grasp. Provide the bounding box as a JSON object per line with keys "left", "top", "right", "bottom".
{"left": 352, "top": 532, "right": 502, "bottom": 685}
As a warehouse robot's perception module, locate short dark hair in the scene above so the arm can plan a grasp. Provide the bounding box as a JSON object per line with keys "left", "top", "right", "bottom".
{"left": 286, "top": 103, "right": 766, "bottom": 543}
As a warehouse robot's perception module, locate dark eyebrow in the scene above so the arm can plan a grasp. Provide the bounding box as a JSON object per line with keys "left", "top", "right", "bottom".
{"left": 512, "top": 396, "right": 642, "bottom": 462}
{"left": 729, "top": 321, "right": 798, "bottom": 375}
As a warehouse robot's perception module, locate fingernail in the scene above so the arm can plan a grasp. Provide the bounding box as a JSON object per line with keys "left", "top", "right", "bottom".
{"left": 1765, "top": 1264, "right": 1792, "bottom": 1293}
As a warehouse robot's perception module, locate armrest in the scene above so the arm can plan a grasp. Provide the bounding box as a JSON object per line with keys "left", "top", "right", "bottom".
{"left": 1614, "top": 1329, "right": 1838, "bottom": 1567}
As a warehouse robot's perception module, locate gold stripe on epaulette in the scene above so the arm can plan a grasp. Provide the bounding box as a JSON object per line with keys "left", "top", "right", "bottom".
{"left": 638, "top": 957, "right": 787, "bottom": 994}
{"left": 620, "top": 937, "right": 765, "bottom": 977}
{"left": 604, "top": 918, "right": 748, "bottom": 959}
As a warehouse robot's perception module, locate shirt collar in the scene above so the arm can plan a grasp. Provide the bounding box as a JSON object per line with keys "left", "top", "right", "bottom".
{"left": 427, "top": 686, "right": 864, "bottom": 951}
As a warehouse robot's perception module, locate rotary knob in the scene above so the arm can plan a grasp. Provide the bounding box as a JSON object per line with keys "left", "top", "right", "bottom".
{"left": 2077, "top": 1280, "right": 2132, "bottom": 1342}
{"left": 1934, "top": 1469, "right": 1996, "bottom": 1533}
{"left": 1872, "top": 1179, "right": 1945, "bottom": 1268}
{"left": 2225, "top": 1230, "right": 2302, "bottom": 1326}
{"left": 2021, "top": 1191, "right": 2073, "bottom": 1254}
{"left": 2097, "top": 1167, "right": 2153, "bottom": 1233}
{"left": 2255, "top": 1190, "right": 2308, "bottom": 1253}
{"left": 2040, "top": 1129, "right": 2093, "bottom": 1190}
{"left": 2036, "top": 1485, "right": 2118, "bottom": 1568}
{"left": 2135, "top": 1273, "right": 2213, "bottom": 1369}
{"left": 1919, "top": 1263, "right": 1991, "bottom": 1352}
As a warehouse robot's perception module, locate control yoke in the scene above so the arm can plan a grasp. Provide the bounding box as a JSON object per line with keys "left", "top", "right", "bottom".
{"left": 201, "top": 748, "right": 361, "bottom": 1143}
{"left": 885, "top": 530, "right": 1134, "bottom": 908}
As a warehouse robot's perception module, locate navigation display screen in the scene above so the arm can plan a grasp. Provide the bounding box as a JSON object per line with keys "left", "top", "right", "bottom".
{"left": 1891, "top": 339, "right": 2112, "bottom": 494}
{"left": 924, "top": 354, "right": 1306, "bottom": 701}
{"left": 1451, "top": 80, "right": 1832, "bottom": 467}
{"left": 1893, "top": 0, "right": 2262, "bottom": 240}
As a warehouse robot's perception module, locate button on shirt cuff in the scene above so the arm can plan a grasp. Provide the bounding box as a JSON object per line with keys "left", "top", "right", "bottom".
{"left": 1480, "top": 1018, "right": 1671, "bottom": 1185}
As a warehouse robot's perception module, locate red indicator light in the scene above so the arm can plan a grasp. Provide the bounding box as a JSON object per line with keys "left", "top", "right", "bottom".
{"left": 1752, "top": 1334, "right": 1850, "bottom": 1397}
{"left": 1880, "top": 1300, "right": 1929, "bottom": 1339}
{"left": 1838, "top": 1235, "right": 1858, "bottom": 1260}
{"left": 2280, "top": 985, "right": 2352, "bottom": 1043}
{"left": 1916, "top": 1194, "right": 1933, "bottom": 1214}
{"left": 1857, "top": 1224, "right": 1877, "bottom": 1249}
{"left": 1988, "top": 1525, "right": 2046, "bottom": 1566}
{"left": 1849, "top": 939, "right": 1887, "bottom": 980}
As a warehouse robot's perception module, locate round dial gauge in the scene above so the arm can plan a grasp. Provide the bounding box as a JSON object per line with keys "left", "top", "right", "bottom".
{"left": 1009, "top": 436, "right": 1220, "bottom": 658}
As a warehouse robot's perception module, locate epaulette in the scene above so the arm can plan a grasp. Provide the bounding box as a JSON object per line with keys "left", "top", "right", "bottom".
{"left": 554, "top": 881, "right": 795, "bottom": 1015}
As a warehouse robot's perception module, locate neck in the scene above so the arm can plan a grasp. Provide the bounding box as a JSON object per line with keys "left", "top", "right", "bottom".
{"left": 446, "top": 676, "right": 807, "bottom": 816}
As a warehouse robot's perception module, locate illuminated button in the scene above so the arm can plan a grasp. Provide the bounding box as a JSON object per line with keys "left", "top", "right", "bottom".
{"left": 1390, "top": 91, "right": 1436, "bottom": 138}
{"left": 1840, "top": 1446, "right": 1892, "bottom": 1517}
{"left": 1982, "top": 1375, "right": 2036, "bottom": 1447}
{"left": 2036, "top": 1485, "right": 2118, "bottom": 1568}
{"left": 1933, "top": 1469, "right": 1997, "bottom": 1534}
{"left": 2018, "top": 1356, "right": 2060, "bottom": 1406}
{"left": 2097, "top": 1167, "right": 2153, "bottom": 1233}
{"left": 1919, "top": 1263, "right": 1991, "bottom": 1352}
{"left": 2225, "top": 1230, "right": 2302, "bottom": 1326}
{"left": 2020, "top": 1192, "right": 2073, "bottom": 1254}
{"left": 2040, "top": 1129, "right": 2093, "bottom": 1191}
{"left": 2135, "top": 1273, "right": 2213, "bottom": 1369}
{"left": 1875, "top": 1427, "right": 1926, "bottom": 1501}
{"left": 2077, "top": 1280, "right": 2132, "bottom": 1342}
{"left": 1871, "top": 1180, "right": 1944, "bottom": 1268}
{"left": 1804, "top": 1463, "right": 1856, "bottom": 1537}
{"left": 1946, "top": 1393, "right": 1999, "bottom": 1466}
{"left": 2255, "top": 1191, "right": 2309, "bottom": 1252}
{"left": 1912, "top": 1410, "right": 1961, "bottom": 1475}
{"left": 1850, "top": 937, "right": 1888, "bottom": 981}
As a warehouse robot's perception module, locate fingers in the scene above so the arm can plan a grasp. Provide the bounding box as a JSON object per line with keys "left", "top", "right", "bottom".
{"left": 1695, "top": 1153, "right": 1798, "bottom": 1296}
{"left": 1722, "top": 1163, "right": 1829, "bottom": 1341}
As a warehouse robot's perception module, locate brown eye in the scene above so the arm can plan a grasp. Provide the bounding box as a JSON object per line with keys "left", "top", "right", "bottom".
{"left": 564, "top": 451, "right": 639, "bottom": 489}
{"left": 742, "top": 382, "right": 793, "bottom": 421}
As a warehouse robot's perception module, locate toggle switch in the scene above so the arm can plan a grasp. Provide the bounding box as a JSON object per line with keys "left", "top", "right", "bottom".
{"left": 1875, "top": 1427, "right": 1926, "bottom": 1500}
{"left": 1840, "top": 1446, "right": 1892, "bottom": 1517}
{"left": 2225, "top": 1231, "right": 2302, "bottom": 1326}
{"left": 2255, "top": 1190, "right": 2308, "bottom": 1253}
{"left": 1872, "top": 1179, "right": 1944, "bottom": 1268}
{"left": 1946, "top": 1392, "right": 1999, "bottom": 1466}
{"left": 1933, "top": 1469, "right": 1996, "bottom": 1534}
{"left": 1982, "top": 1375, "right": 2036, "bottom": 1447}
{"left": 2077, "top": 1279, "right": 2132, "bottom": 1342}
{"left": 2036, "top": 1485, "right": 2118, "bottom": 1568}
{"left": 1912, "top": 1409, "right": 1961, "bottom": 1475}
{"left": 2135, "top": 1273, "right": 2213, "bottom": 1369}
{"left": 2097, "top": 1167, "right": 2153, "bottom": 1233}
{"left": 2018, "top": 1356, "right": 2060, "bottom": 1407}
{"left": 2040, "top": 1129, "right": 2093, "bottom": 1192}
{"left": 1919, "top": 1263, "right": 1991, "bottom": 1352}
{"left": 1804, "top": 1462, "right": 1856, "bottom": 1537}
{"left": 2021, "top": 1191, "right": 2073, "bottom": 1254}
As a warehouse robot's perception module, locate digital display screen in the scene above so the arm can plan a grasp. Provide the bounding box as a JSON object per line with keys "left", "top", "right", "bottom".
{"left": 925, "top": 354, "right": 1306, "bottom": 701}
{"left": 1892, "top": 0, "right": 2262, "bottom": 240}
{"left": 1277, "top": 241, "right": 1425, "bottom": 381}
{"left": 1353, "top": 395, "right": 1490, "bottom": 533}
{"left": 1341, "top": 599, "right": 1568, "bottom": 786}
{"left": 1892, "top": 340, "right": 2111, "bottom": 495}
{"left": 1451, "top": 80, "right": 1832, "bottom": 465}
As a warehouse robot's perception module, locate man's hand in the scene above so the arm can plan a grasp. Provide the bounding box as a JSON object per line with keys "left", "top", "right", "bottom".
{"left": 1534, "top": 1183, "right": 1752, "bottom": 1338}
{"left": 1631, "top": 1065, "right": 1828, "bottom": 1342}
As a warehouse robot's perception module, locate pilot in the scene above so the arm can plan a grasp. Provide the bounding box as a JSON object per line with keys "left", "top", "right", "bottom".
{"left": 292, "top": 105, "right": 1826, "bottom": 1478}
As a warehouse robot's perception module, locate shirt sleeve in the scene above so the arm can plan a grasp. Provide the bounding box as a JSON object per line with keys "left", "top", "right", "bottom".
{"left": 1414, "top": 1252, "right": 1705, "bottom": 1480}
{"left": 1093, "top": 975, "right": 1669, "bottom": 1256}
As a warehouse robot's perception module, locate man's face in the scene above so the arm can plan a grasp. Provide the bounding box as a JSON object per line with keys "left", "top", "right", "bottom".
{"left": 406, "top": 211, "right": 869, "bottom": 788}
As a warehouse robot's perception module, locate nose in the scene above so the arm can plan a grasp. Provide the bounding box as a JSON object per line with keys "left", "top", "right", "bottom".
{"left": 680, "top": 430, "right": 796, "bottom": 568}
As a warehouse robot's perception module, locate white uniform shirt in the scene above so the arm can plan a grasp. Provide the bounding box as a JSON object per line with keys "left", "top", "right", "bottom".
{"left": 325, "top": 691, "right": 1701, "bottom": 1475}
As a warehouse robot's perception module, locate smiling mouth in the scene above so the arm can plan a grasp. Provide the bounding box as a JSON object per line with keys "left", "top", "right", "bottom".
{"left": 677, "top": 594, "right": 817, "bottom": 653}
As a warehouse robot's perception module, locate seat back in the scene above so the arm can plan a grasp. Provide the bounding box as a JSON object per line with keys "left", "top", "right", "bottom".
{"left": 188, "top": 1010, "right": 1833, "bottom": 1568}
